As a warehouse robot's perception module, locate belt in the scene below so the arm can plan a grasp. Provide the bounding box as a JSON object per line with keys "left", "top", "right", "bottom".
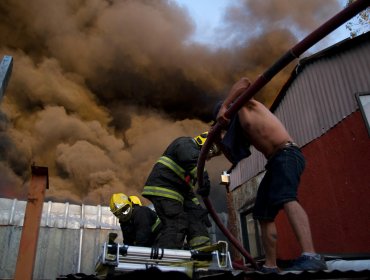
{"left": 267, "top": 141, "right": 299, "bottom": 160}
{"left": 284, "top": 141, "right": 299, "bottom": 148}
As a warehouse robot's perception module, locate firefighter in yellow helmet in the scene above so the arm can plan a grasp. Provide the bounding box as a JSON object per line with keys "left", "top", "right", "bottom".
{"left": 194, "top": 131, "right": 222, "bottom": 160}
{"left": 110, "top": 193, "right": 161, "bottom": 247}
{"left": 142, "top": 131, "right": 221, "bottom": 249}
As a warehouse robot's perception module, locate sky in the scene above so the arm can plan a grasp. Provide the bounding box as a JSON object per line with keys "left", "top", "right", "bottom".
{"left": 173, "top": 0, "right": 351, "bottom": 51}
{"left": 172, "top": 0, "right": 232, "bottom": 47}
{"left": 0, "top": 0, "right": 359, "bottom": 212}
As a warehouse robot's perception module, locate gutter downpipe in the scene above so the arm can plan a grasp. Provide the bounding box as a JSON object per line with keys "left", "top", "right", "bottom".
{"left": 197, "top": 0, "right": 369, "bottom": 270}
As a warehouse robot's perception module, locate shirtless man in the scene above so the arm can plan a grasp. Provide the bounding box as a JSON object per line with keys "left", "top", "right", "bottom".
{"left": 216, "top": 77, "right": 327, "bottom": 273}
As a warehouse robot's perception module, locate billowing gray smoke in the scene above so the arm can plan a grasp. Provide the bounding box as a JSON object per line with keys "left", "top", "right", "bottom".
{"left": 0, "top": 0, "right": 342, "bottom": 210}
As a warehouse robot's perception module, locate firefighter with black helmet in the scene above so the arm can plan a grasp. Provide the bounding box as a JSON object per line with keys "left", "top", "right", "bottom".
{"left": 110, "top": 193, "right": 162, "bottom": 247}
{"left": 142, "top": 132, "right": 221, "bottom": 249}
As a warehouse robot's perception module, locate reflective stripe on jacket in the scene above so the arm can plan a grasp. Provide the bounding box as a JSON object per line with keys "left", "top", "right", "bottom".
{"left": 142, "top": 137, "right": 204, "bottom": 204}
{"left": 142, "top": 186, "right": 185, "bottom": 203}
{"left": 151, "top": 217, "right": 161, "bottom": 232}
{"left": 142, "top": 155, "right": 201, "bottom": 204}
{"left": 157, "top": 156, "right": 197, "bottom": 187}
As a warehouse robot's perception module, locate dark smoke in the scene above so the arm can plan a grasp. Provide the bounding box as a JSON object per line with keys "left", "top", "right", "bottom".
{"left": 0, "top": 0, "right": 342, "bottom": 211}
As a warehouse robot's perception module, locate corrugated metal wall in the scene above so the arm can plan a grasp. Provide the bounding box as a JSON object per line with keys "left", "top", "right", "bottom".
{"left": 0, "top": 197, "right": 225, "bottom": 279}
{"left": 0, "top": 198, "right": 122, "bottom": 279}
{"left": 229, "top": 33, "right": 370, "bottom": 190}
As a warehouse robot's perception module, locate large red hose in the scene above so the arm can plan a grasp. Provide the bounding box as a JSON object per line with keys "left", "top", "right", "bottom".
{"left": 204, "top": 196, "right": 258, "bottom": 269}
{"left": 197, "top": 0, "right": 369, "bottom": 269}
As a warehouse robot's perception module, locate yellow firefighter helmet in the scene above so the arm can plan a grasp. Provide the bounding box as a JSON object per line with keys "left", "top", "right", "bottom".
{"left": 109, "top": 193, "right": 133, "bottom": 222}
{"left": 194, "top": 131, "right": 221, "bottom": 159}
{"left": 129, "top": 195, "right": 142, "bottom": 206}
{"left": 194, "top": 131, "right": 209, "bottom": 146}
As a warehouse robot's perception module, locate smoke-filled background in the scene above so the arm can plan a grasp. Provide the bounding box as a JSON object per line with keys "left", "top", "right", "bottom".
{"left": 0, "top": 0, "right": 345, "bottom": 211}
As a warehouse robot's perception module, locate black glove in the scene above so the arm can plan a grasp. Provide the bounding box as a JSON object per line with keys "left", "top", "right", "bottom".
{"left": 197, "top": 173, "right": 211, "bottom": 197}
{"left": 194, "top": 204, "right": 212, "bottom": 227}
{"left": 202, "top": 209, "right": 212, "bottom": 228}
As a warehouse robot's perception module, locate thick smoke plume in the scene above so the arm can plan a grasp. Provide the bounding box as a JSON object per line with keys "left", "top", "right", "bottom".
{"left": 0, "top": 0, "right": 342, "bottom": 210}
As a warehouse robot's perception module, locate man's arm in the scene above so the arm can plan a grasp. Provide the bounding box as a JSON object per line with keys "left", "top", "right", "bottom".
{"left": 217, "top": 77, "right": 251, "bottom": 126}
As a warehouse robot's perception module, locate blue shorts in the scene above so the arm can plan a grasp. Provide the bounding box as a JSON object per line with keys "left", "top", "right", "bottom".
{"left": 253, "top": 146, "right": 306, "bottom": 221}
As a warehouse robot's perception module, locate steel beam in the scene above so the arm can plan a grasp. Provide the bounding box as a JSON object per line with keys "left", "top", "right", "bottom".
{"left": 0, "top": 55, "right": 13, "bottom": 100}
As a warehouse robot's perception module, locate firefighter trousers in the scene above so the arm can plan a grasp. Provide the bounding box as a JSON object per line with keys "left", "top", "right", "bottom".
{"left": 150, "top": 196, "right": 210, "bottom": 249}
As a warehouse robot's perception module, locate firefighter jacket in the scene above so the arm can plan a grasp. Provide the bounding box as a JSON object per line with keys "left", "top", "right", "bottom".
{"left": 142, "top": 137, "right": 209, "bottom": 205}
{"left": 119, "top": 204, "right": 161, "bottom": 247}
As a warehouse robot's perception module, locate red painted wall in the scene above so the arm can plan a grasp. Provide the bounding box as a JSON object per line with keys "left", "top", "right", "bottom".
{"left": 276, "top": 111, "right": 370, "bottom": 260}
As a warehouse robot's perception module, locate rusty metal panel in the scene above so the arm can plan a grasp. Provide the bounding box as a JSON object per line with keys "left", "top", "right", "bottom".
{"left": 229, "top": 34, "right": 370, "bottom": 190}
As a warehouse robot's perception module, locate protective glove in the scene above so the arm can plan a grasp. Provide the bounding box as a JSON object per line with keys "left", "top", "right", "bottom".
{"left": 194, "top": 204, "right": 212, "bottom": 227}
{"left": 196, "top": 172, "right": 211, "bottom": 197}
{"left": 204, "top": 215, "right": 212, "bottom": 228}
{"left": 201, "top": 208, "right": 212, "bottom": 227}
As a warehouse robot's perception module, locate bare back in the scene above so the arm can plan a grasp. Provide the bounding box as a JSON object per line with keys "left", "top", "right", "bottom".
{"left": 238, "top": 99, "right": 293, "bottom": 158}
{"left": 217, "top": 77, "right": 294, "bottom": 159}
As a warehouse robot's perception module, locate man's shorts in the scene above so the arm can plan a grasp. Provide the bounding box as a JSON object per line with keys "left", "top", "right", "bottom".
{"left": 253, "top": 146, "right": 306, "bottom": 221}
